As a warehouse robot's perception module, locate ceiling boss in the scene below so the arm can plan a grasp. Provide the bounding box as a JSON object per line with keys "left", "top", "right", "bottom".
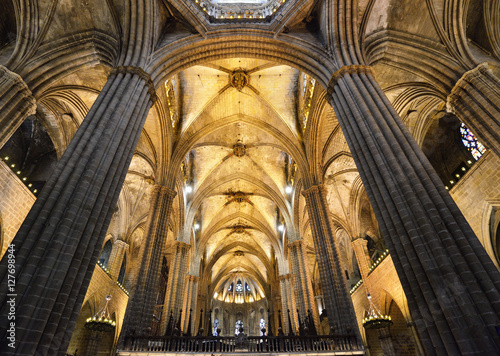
{"left": 230, "top": 69, "right": 249, "bottom": 91}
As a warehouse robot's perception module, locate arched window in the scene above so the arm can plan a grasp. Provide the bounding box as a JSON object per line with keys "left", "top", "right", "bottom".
{"left": 235, "top": 280, "right": 243, "bottom": 292}
{"left": 98, "top": 240, "right": 113, "bottom": 268}
{"left": 213, "top": 318, "right": 219, "bottom": 336}
{"left": 460, "top": 123, "right": 486, "bottom": 160}
{"left": 235, "top": 320, "right": 243, "bottom": 335}
{"left": 259, "top": 318, "right": 266, "bottom": 336}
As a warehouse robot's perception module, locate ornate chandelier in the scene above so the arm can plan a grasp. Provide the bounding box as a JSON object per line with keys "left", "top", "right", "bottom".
{"left": 85, "top": 295, "right": 116, "bottom": 332}
{"left": 362, "top": 294, "right": 393, "bottom": 330}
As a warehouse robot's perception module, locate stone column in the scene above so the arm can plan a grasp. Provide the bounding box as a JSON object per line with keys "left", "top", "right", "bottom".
{"left": 0, "top": 66, "right": 157, "bottom": 355}
{"left": 119, "top": 185, "right": 176, "bottom": 342}
{"left": 302, "top": 185, "right": 360, "bottom": 338}
{"left": 161, "top": 241, "right": 190, "bottom": 333}
{"left": 327, "top": 64, "right": 500, "bottom": 355}
{"left": 108, "top": 240, "right": 128, "bottom": 281}
{"left": 273, "top": 295, "right": 282, "bottom": 333}
{"left": 288, "top": 240, "right": 319, "bottom": 331}
{"left": 447, "top": 63, "right": 500, "bottom": 157}
{"left": 0, "top": 65, "right": 37, "bottom": 149}
{"left": 181, "top": 275, "right": 199, "bottom": 335}
{"left": 278, "top": 274, "right": 297, "bottom": 334}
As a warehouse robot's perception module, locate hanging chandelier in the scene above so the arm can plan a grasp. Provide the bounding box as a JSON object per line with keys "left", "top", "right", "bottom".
{"left": 85, "top": 295, "right": 116, "bottom": 332}
{"left": 362, "top": 294, "right": 393, "bottom": 329}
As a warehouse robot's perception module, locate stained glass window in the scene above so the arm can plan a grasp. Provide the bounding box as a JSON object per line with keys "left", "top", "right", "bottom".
{"left": 245, "top": 283, "right": 251, "bottom": 292}
{"left": 213, "top": 318, "right": 219, "bottom": 336}
{"left": 228, "top": 283, "right": 233, "bottom": 292}
{"left": 460, "top": 123, "right": 486, "bottom": 160}
{"left": 235, "top": 320, "right": 243, "bottom": 335}
{"left": 235, "top": 280, "right": 243, "bottom": 292}
{"left": 260, "top": 318, "right": 266, "bottom": 336}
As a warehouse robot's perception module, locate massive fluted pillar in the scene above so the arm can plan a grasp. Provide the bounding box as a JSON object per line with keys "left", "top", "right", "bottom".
{"left": 181, "top": 275, "right": 199, "bottom": 335}
{"left": 119, "top": 185, "right": 176, "bottom": 343}
{"left": 288, "top": 240, "right": 319, "bottom": 331}
{"left": 302, "top": 185, "right": 360, "bottom": 339}
{"left": 447, "top": 63, "right": 500, "bottom": 157}
{"left": 278, "top": 274, "right": 297, "bottom": 334}
{"left": 161, "top": 241, "right": 190, "bottom": 333}
{"left": 0, "top": 66, "right": 157, "bottom": 355}
{"left": 0, "top": 65, "right": 37, "bottom": 149}
{"left": 327, "top": 64, "right": 500, "bottom": 355}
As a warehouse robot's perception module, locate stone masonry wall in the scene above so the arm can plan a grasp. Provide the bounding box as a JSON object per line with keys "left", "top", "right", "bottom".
{"left": 0, "top": 160, "right": 35, "bottom": 258}
{"left": 449, "top": 151, "right": 500, "bottom": 268}
{"left": 66, "top": 265, "right": 129, "bottom": 355}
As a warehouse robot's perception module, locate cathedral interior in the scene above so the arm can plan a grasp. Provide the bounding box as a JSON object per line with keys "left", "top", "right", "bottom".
{"left": 0, "top": 0, "right": 499, "bottom": 355}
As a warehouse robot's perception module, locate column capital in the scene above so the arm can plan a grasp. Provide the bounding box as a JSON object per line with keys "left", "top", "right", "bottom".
{"left": 327, "top": 65, "right": 375, "bottom": 93}
{"left": 352, "top": 236, "right": 368, "bottom": 247}
{"left": 301, "top": 184, "right": 326, "bottom": 198}
{"left": 0, "top": 65, "right": 36, "bottom": 112}
{"left": 278, "top": 273, "right": 292, "bottom": 282}
{"left": 152, "top": 184, "right": 177, "bottom": 199}
{"left": 114, "top": 239, "right": 129, "bottom": 248}
{"left": 187, "top": 274, "right": 199, "bottom": 282}
{"left": 111, "top": 66, "right": 157, "bottom": 103}
{"left": 287, "top": 239, "right": 303, "bottom": 249}
{"left": 173, "top": 240, "right": 191, "bottom": 252}
{"left": 447, "top": 62, "right": 490, "bottom": 113}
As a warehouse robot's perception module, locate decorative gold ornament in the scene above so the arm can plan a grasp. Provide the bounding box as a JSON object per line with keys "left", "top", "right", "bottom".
{"left": 233, "top": 140, "right": 246, "bottom": 157}
{"left": 230, "top": 69, "right": 249, "bottom": 91}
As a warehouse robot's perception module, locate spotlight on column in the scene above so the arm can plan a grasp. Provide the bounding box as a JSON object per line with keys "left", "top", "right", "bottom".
{"left": 185, "top": 185, "right": 193, "bottom": 193}
{"left": 285, "top": 186, "right": 292, "bottom": 194}
{"left": 278, "top": 224, "right": 284, "bottom": 232}
{"left": 194, "top": 223, "right": 200, "bottom": 230}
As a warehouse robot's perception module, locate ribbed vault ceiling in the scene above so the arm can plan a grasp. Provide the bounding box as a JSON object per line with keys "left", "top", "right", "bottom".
{"left": 177, "top": 58, "right": 300, "bottom": 296}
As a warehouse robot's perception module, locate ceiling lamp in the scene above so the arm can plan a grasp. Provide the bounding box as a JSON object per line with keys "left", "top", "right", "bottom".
{"left": 362, "top": 294, "right": 393, "bottom": 329}
{"left": 85, "top": 295, "right": 116, "bottom": 332}
{"left": 285, "top": 186, "right": 292, "bottom": 194}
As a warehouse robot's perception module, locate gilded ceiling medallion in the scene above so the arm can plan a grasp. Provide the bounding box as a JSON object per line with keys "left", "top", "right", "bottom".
{"left": 233, "top": 140, "right": 246, "bottom": 157}
{"left": 232, "top": 223, "right": 248, "bottom": 234}
{"left": 230, "top": 69, "right": 249, "bottom": 91}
